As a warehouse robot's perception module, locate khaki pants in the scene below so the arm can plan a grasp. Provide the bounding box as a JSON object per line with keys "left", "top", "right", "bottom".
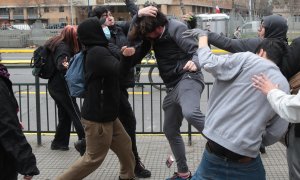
{"left": 56, "top": 118, "right": 135, "bottom": 180}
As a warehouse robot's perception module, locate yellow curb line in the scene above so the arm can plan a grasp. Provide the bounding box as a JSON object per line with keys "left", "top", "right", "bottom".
{"left": 0, "top": 49, "right": 35, "bottom": 53}
{"left": 2, "top": 60, "right": 31, "bottom": 64}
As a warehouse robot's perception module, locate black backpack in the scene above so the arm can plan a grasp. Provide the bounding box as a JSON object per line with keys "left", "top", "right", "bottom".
{"left": 30, "top": 46, "right": 56, "bottom": 79}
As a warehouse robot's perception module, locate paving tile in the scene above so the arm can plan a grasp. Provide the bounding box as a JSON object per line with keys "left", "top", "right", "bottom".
{"left": 18, "top": 134, "right": 289, "bottom": 180}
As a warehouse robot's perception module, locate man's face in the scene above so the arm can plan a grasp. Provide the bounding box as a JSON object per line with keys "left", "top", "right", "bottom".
{"left": 145, "top": 26, "right": 164, "bottom": 40}
{"left": 257, "top": 22, "right": 265, "bottom": 38}
{"left": 102, "top": 11, "right": 115, "bottom": 26}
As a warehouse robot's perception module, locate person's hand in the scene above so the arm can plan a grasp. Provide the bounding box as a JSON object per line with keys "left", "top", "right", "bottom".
{"left": 252, "top": 73, "right": 279, "bottom": 95}
{"left": 183, "top": 60, "right": 198, "bottom": 72}
{"left": 182, "top": 29, "right": 208, "bottom": 39}
{"left": 23, "top": 175, "right": 33, "bottom": 180}
{"left": 181, "top": 12, "right": 194, "bottom": 21}
{"left": 138, "top": 6, "right": 158, "bottom": 17}
{"left": 62, "top": 56, "right": 69, "bottom": 69}
{"left": 121, "top": 46, "right": 135, "bottom": 57}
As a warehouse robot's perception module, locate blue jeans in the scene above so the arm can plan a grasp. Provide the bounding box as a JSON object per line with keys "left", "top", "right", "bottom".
{"left": 192, "top": 149, "right": 265, "bottom": 180}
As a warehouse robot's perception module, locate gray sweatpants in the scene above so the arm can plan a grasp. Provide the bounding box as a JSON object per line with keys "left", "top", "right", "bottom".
{"left": 163, "top": 72, "right": 205, "bottom": 173}
{"left": 287, "top": 124, "right": 300, "bottom": 180}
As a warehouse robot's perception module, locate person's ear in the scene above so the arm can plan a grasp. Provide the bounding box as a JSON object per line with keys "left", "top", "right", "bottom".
{"left": 257, "top": 49, "right": 264, "bottom": 57}
{"left": 257, "top": 49, "right": 267, "bottom": 59}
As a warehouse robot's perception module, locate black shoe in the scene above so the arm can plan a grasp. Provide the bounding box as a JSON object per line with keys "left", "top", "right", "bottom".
{"left": 135, "top": 160, "right": 151, "bottom": 178}
{"left": 74, "top": 138, "right": 86, "bottom": 156}
{"left": 51, "top": 142, "right": 69, "bottom": 151}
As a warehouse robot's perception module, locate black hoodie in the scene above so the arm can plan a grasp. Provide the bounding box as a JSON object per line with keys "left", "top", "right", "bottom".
{"left": 263, "top": 14, "right": 288, "bottom": 42}
{"left": 78, "top": 17, "right": 130, "bottom": 123}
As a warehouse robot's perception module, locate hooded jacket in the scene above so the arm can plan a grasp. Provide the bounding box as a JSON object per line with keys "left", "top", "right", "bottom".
{"left": 78, "top": 17, "right": 131, "bottom": 123}
{"left": 263, "top": 15, "right": 288, "bottom": 42}
{"left": 0, "top": 65, "right": 39, "bottom": 178}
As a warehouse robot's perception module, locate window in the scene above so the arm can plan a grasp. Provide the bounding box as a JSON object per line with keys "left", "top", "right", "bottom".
{"left": 0, "top": 8, "right": 9, "bottom": 15}
{"left": 14, "top": 8, "right": 23, "bottom": 15}
{"left": 59, "top": 6, "right": 64, "bottom": 12}
{"left": 44, "top": 7, "right": 49, "bottom": 13}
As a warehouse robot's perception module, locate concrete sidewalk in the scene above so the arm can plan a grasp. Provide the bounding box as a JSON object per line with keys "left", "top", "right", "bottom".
{"left": 20, "top": 134, "right": 288, "bottom": 180}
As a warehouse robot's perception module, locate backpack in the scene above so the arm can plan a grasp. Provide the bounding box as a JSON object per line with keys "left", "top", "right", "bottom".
{"left": 30, "top": 46, "right": 56, "bottom": 79}
{"left": 65, "top": 51, "right": 86, "bottom": 98}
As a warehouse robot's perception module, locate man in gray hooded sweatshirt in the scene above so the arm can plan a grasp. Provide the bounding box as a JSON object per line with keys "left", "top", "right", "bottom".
{"left": 204, "top": 14, "right": 300, "bottom": 179}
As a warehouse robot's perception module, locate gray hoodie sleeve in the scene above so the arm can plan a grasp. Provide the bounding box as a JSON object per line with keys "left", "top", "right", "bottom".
{"left": 208, "top": 31, "right": 262, "bottom": 53}
{"left": 262, "top": 115, "right": 289, "bottom": 146}
{"left": 197, "top": 46, "right": 248, "bottom": 80}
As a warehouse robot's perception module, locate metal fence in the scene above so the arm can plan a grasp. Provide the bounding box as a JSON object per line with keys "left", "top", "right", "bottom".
{"left": 0, "top": 29, "right": 62, "bottom": 48}
{"left": 8, "top": 65, "right": 213, "bottom": 145}
{"left": 2, "top": 13, "right": 300, "bottom": 48}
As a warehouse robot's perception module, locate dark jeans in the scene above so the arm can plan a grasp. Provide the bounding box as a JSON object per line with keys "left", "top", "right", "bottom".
{"left": 118, "top": 88, "right": 139, "bottom": 160}
{"left": 48, "top": 73, "right": 85, "bottom": 147}
{"left": 192, "top": 149, "right": 265, "bottom": 180}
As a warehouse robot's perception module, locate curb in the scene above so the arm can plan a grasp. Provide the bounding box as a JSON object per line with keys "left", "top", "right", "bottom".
{"left": 0, "top": 49, "right": 35, "bottom": 53}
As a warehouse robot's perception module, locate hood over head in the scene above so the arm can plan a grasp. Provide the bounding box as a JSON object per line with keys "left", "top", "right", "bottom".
{"left": 77, "top": 17, "right": 108, "bottom": 47}
{"left": 262, "top": 15, "right": 288, "bottom": 42}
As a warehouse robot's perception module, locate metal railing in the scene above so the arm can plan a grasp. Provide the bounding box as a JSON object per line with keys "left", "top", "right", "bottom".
{"left": 8, "top": 65, "right": 213, "bottom": 145}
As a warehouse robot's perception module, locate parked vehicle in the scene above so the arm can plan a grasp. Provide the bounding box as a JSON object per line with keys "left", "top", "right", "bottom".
{"left": 46, "top": 22, "right": 67, "bottom": 29}
{"left": 195, "top": 13, "right": 230, "bottom": 36}
{"left": 240, "top": 21, "right": 260, "bottom": 38}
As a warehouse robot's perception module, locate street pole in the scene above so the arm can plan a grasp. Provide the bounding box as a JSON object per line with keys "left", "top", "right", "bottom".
{"left": 87, "top": 0, "right": 90, "bottom": 17}
{"left": 71, "top": 0, "right": 73, "bottom": 25}
{"left": 249, "top": 0, "right": 252, "bottom": 21}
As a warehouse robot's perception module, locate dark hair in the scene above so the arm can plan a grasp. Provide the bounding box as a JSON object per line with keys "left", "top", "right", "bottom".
{"left": 144, "top": 1, "right": 157, "bottom": 7}
{"left": 255, "top": 38, "right": 287, "bottom": 73}
{"left": 90, "top": 6, "right": 110, "bottom": 19}
{"left": 137, "top": 11, "right": 168, "bottom": 37}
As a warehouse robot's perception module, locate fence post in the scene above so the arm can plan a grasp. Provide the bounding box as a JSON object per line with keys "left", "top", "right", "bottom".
{"left": 188, "top": 123, "right": 192, "bottom": 146}
{"left": 35, "top": 75, "right": 42, "bottom": 145}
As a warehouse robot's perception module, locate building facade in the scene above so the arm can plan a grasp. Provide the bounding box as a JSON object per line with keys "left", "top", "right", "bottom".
{"left": 0, "top": 0, "right": 249, "bottom": 26}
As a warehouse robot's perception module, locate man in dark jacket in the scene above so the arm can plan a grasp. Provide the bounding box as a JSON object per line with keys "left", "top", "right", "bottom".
{"left": 74, "top": 1, "right": 152, "bottom": 178}
{"left": 57, "top": 17, "right": 136, "bottom": 180}
{"left": 128, "top": 8, "right": 206, "bottom": 180}
{"left": 0, "top": 63, "right": 39, "bottom": 180}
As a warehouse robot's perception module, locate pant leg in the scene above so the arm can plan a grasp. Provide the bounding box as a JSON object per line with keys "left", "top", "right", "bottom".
{"left": 287, "top": 124, "right": 300, "bottom": 180}
{"left": 163, "top": 89, "right": 188, "bottom": 173}
{"left": 52, "top": 102, "right": 72, "bottom": 146}
{"left": 56, "top": 119, "right": 113, "bottom": 180}
{"left": 177, "top": 74, "right": 205, "bottom": 132}
{"left": 118, "top": 88, "right": 139, "bottom": 160}
{"left": 48, "top": 74, "right": 85, "bottom": 143}
{"left": 110, "top": 119, "right": 135, "bottom": 179}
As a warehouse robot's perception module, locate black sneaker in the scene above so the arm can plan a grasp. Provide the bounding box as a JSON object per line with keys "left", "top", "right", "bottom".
{"left": 51, "top": 142, "right": 69, "bottom": 151}
{"left": 135, "top": 160, "right": 151, "bottom": 178}
{"left": 74, "top": 138, "right": 86, "bottom": 156}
